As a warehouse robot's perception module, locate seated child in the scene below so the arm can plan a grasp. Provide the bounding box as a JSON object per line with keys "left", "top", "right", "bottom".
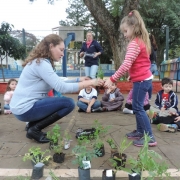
{"left": 152, "top": 112, "right": 180, "bottom": 133}
{"left": 123, "top": 88, "right": 150, "bottom": 114}
{"left": 4, "top": 79, "right": 17, "bottom": 114}
{"left": 77, "top": 86, "right": 101, "bottom": 113}
{"left": 101, "top": 83, "right": 124, "bottom": 111}
{"left": 148, "top": 77, "right": 178, "bottom": 122}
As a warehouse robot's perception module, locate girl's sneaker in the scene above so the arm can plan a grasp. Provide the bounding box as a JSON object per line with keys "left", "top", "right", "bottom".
{"left": 4, "top": 110, "right": 12, "bottom": 115}
{"left": 133, "top": 136, "right": 157, "bottom": 147}
{"left": 126, "top": 130, "right": 143, "bottom": 139}
{"left": 157, "top": 123, "right": 178, "bottom": 133}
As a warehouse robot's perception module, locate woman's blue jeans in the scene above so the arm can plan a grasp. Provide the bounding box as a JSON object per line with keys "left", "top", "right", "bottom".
{"left": 85, "top": 65, "right": 98, "bottom": 79}
{"left": 132, "top": 80, "right": 153, "bottom": 136}
{"left": 77, "top": 100, "right": 101, "bottom": 111}
{"left": 14, "top": 96, "right": 75, "bottom": 122}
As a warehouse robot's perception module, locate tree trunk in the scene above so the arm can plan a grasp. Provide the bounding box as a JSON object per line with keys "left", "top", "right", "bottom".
{"left": 83, "top": 0, "right": 139, "bottom": 70}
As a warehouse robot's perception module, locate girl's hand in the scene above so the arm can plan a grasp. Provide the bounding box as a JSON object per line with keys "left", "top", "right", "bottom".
{"left": 104, "top": 78, "right": 113, "bottom": 88}
{"left": 92, "top": 78, "right": 104, "bottom": 87}
{"left": 174, "top": 116, "right": 180, "bottom": 123}
{"left": 86, "top": 106, "right": 91, "bottom": 113}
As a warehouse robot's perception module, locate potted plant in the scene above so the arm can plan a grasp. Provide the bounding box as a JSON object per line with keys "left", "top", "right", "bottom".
{"left": 52, "top": 140, "right": 65, "bottom": 163}
{"left": 92, "top": 120, "right": 111, "bottom": 157}
{"left": 47, "top": 124, "right": 61, "bottom": 150}
{"left": 93, "top": 135, "right": 105, "bottom": 157}
{"left": 72, "top": 145, "right": 97, "bottom": 180}
{"left": 23, "top": 146, "right": 51, "bottom": 179}
{"left": 125, "top": 134, "right": 170, "bottom": 180}
{"left": 110, "top": 137, "right": 132, "bottom": 170}
{"left": 106, "top": 138, "right": 118, "bottom": 157}
{"left": 63, "top": 130, "right": 72, "bottom": 150}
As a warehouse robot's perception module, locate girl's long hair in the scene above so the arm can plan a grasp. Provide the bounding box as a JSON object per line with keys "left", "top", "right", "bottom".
{"left": 6, "top": 79, "right": 17, "bottom": 91}
{"left": 22, "top": 34, "right": 64, "bottom": 68}
{"left": 120, "top": 10, "right": 151, "bottom": 54}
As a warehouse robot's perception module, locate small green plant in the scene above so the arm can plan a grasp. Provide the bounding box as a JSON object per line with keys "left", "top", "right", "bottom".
{"left": 106, "top": 138, "right": 117, "bottom": 149}
{"left": 93, "top": 120, "right": 111, "bottom": 138}
{"left": 47, "top": 124, "right": 61, "bottom": 144}
{"left": 64, "top": 130, "right": 71, "bottom": 141}
{"left": 125, "top": 134, "right": 170, "bottom": 180}
{"left": 97, "top": 61, "right": 104, "bottom": 79}
{"left": 110, "top": 137, "right": 132, "bottom": 170}
{"left": 23, "top": 146, "right": 51, "bottom": 164}
{"left": 52, "top": 141, "right": 63, "bottom": 154}
{"left": 72, "top": 145, "right": 97, "bottom": 169}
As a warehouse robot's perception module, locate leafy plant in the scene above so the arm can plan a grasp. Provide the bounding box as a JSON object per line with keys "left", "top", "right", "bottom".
{"left": 125, "top": 134, "right": 170, "bottom": 180}
{"left": 72, "top": 145, "right": 97, "bottom": 169}
{"left": 106, "top": 138, "right": 117, "bottom": 149}
{"left": 47, "top": 124, "right": 61, "bottom": 144}
{"left": 52, "top": 143, "right": 63, "bottom": 154}
{"left": 64, "top": 130, "right": 71, "bottom": 141}
{"left": 97, "top": 61, "right": 104, "bottom": 79}
{"left": 110, "top": 137, "right": 132, "bottom": 170}
{"left": 23, "top": 146, "right": 51, "bottom": 164}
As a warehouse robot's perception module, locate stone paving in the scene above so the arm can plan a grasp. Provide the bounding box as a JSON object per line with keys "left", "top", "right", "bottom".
{"left": 0, "top": 93, "right": 180, "bottom": 179}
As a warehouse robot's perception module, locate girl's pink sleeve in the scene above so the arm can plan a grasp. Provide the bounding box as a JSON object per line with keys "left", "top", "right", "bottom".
{"left": 110, "top": 40, "right": 140, "bottom": 82}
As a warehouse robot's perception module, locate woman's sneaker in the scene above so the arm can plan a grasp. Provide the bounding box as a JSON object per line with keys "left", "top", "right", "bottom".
{"left": 126, "top": 130, "right": 143, "bottom": 139}
{"left": 157, "top": 123, "right": 178, "bottom": 133}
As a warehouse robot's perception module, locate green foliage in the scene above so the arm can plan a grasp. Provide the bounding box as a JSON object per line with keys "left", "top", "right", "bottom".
{"left": 0, "top": 22, "right": 26, "bottom": 81}
{"left": 97, "top": 65, "right": 104, "bottom": 79}
{"left": 47, "top": 124, "right": 61, "bottom": 144}
{"left": 72, "top": 145, "right": 97, "bottom": 169}
{"left": 23, "top": 146, "right": 51, "bottom": 164}
{"left": 125, "top": 134, "right": 170, "bottom": 179}
{"left": 169, "top": 45, "right": 180, "bottom": 59}
{"left": 64, "top": 130, "right": 71, "bottom": 141}
{"left": 52, "top": 143, "right": 63, "bottom": 154}
{"left": 106, "top": 138, "right": 117, "bottom": 149}
{"left": 109, "top": 137, "right": 132, "bottom": 171}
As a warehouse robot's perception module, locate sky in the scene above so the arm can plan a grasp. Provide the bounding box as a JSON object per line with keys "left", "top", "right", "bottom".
{"left": 0, "top": 0, "right": 68, "bottom": 37}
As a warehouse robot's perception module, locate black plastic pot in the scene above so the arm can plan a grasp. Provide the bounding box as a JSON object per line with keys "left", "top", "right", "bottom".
{"left": 53, "top": 152, "right": 65, "bottom": 163}
{"left": 128, "top": 173, "right": 141, "bottom": 180}
{"left": 95, "top": 144, "right": 105, "bottom": 157}
{"left": 102, "top": 169, "right": 116, "bottom": 180}
{"left": 78, "top": 167, "right": 90, "bottom": 180}
{"left": 113, "top": 153, "right": 127, "bottom": 169}
{"left": 31, "top": 162, "right": 44, "bottom": 179}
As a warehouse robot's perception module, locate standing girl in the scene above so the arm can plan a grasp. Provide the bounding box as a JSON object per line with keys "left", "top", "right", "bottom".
{"left": 4, "top": 79, "right": 17, "bottom": 114}
{"left": 104, "top": 10, "right": 157, "bottom": 147}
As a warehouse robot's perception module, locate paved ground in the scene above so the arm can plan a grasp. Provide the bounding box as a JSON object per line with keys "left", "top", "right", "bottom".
{"left": 0, "top": 92, "right": 180, "bottom": 180}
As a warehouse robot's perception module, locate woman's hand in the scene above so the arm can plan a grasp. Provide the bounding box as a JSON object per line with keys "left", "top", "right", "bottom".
{"left": 79, "top": 52, "right": 84, "bottom": 58}
{"left": 104, "top": 78, "right": 114, "bottom": 88}
{"left": 79, "top": 76, "right": 91, "bottom": 82}
{"left": 93, "top": 52, "right": 99, "bottom": 58}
